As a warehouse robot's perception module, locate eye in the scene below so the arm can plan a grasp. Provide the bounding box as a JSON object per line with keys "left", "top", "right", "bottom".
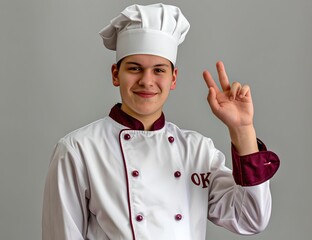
{"left": 154, "top": 68, "right": 166, "bottom": 74}
{"left": 128, "top": 67, "right": 142, "bottom": 72}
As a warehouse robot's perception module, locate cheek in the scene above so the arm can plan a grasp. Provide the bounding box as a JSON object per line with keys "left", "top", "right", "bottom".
{"left": 159, "top": 83, "right": 174, "bottom": 96}
{"left": 119, "top": 84, "right": 128, "bottom": 95}
{"left": 119, "top": 81, "right": 134, "bottom": 98}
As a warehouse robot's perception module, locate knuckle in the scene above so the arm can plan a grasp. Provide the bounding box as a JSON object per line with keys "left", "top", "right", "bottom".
{"left": 232, "top": 81, "right": 241, "bottom": 87}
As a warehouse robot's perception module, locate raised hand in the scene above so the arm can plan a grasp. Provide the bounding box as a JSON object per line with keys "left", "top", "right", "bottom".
{"left": 203, "top": 61, "right": 258, "bottom": 155}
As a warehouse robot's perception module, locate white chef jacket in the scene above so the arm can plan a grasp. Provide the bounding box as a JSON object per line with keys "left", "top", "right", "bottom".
{"left": 42, "top": 104, "right": 279, "bottom": 240}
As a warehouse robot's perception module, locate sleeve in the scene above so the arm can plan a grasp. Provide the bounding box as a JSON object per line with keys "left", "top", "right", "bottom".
{"left": 42, "top": 139, "right": 90, "bottom": 240}
{"left": 207, "top": 139, "right": 280, "bottom": 235}
{"left": 232, "top": 138, "right": 280, "bottom": 186}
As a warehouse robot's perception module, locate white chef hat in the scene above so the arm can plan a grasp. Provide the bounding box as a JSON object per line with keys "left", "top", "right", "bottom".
{"left": 99, "top": 3, "right": 190, "bottom": 65}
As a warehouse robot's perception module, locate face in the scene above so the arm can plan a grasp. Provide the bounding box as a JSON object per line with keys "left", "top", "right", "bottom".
{"left": 111, "top": 54, "right": 177, "bottom": 123}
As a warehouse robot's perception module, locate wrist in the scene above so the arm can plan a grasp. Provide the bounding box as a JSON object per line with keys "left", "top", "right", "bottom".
{"left": 229, "top": 125, "right": 258, "bottom": 156}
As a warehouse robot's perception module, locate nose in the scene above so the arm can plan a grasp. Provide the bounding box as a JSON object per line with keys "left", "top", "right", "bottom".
{"left": 138, "top": 69, "right": 154, "bottom": 86}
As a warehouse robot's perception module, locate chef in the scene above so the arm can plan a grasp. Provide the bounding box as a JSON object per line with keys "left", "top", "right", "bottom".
{"left": 42, "top": 3, "right": 280, "bottom": 240}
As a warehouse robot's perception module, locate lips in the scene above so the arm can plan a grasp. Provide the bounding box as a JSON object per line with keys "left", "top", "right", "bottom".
{"left": 133, "top": 91, "right": 157, "bottom": 98}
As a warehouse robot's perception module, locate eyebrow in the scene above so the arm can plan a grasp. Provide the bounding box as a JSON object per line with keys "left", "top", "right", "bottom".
{"left": 125, "top": 61, "right": 170, "bottom": 68}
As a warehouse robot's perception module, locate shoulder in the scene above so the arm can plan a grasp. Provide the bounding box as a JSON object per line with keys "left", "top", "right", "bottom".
{"left": 165, "top": 121, "right": 215, "bottom": 147}
{"left": 59, "top": 117, "right": 118, "bottom": 148}
{"left": 63, "top": 118, "right": 105, "bottom": 138}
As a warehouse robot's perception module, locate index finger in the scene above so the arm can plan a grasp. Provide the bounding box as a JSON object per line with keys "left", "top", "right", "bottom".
{"left": 203, "top": 70, "right": 220, "bottom": 92}
{"left": 216, "top": 61, "right": 231, "bottom": 92}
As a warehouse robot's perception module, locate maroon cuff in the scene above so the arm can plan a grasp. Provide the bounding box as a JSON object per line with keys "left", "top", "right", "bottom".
{"left": 231, "top": 139, "right": 280, "bottom": 186}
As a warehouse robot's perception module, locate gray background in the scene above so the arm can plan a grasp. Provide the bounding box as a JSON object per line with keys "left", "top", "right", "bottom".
{"left": 1, "top": 0, "right": 311, "bottom": 239}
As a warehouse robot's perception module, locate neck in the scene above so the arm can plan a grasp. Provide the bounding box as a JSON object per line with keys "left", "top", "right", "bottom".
{"left": 120, "top": 104, "right": 162, "bottom": 131}
{"left": 141, "top": 115, "right": 161, "bottom": 131}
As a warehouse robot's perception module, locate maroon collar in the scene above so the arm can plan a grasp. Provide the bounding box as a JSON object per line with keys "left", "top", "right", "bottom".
{"left": 109, "top": 103, "right": 165, "bottom": 131}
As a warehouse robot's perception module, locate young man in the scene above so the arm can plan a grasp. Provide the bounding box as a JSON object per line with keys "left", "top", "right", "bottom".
{"left": 42, "top": 3, "right": 280, "bottom": 240}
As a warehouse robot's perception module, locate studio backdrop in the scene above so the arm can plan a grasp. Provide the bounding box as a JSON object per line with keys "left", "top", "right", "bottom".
{"left": 1, "top": 0, "right": 311, "bottom": 239}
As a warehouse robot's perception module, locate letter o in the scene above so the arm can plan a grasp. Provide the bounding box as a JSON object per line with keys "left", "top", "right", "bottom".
{"left": 191, "top": 173, "right": 201, "bottom": 186}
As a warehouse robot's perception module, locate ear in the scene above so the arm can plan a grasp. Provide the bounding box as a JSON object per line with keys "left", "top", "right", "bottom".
{"left": 170, "top": 67, "right": 178, "bottom": 90}
{"left": 111, "top": 64, "right": 120, "bottom": 87}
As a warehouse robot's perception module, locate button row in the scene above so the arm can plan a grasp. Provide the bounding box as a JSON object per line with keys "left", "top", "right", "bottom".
{"left": 135, "top": 214, "right": 183, "bottom": 222}
{"left": 123, "top": 134, "right": 175, "bottom": 143}
{"left": 131, "top": 170, "right": 181, "bottom": 178}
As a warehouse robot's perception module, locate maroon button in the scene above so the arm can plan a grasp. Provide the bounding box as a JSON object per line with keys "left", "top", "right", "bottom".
{"left": 136, "top": 215, "right": 143, "bottom": 222}
{"left": 124, "top": 134, "right": 131, "bottom": 140}
{"left": 175, "top": 214, "right": 182, "bottom": 221}
{"left": 174, "top": 171, "right": 181, "bottom": 178}
{"left": 132, "top": 170, "right": 139, "bottom": 177}
{"left": 168, "top": 136, "right": 174, "bottom": 143}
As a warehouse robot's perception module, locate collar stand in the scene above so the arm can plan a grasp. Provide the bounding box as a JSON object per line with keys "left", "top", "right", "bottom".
{"left": 109, "top": 103, "right": 165, "bottom": 131}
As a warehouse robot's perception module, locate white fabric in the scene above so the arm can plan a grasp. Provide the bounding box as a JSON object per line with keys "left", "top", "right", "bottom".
{"left": 99, "top": 3, "right": 190, "bottom": 64}
{"left": 42, "top": 117, "right": 272, "bottom": 239}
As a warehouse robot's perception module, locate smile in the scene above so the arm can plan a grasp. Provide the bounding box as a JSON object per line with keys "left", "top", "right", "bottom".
{"left": 134, "top": 91, "right": 157, "bottom": 98}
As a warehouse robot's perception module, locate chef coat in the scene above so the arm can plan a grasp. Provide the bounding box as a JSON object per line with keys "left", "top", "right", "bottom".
{"left": 42, "top": 103, "right": 279, "bottom": 240}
